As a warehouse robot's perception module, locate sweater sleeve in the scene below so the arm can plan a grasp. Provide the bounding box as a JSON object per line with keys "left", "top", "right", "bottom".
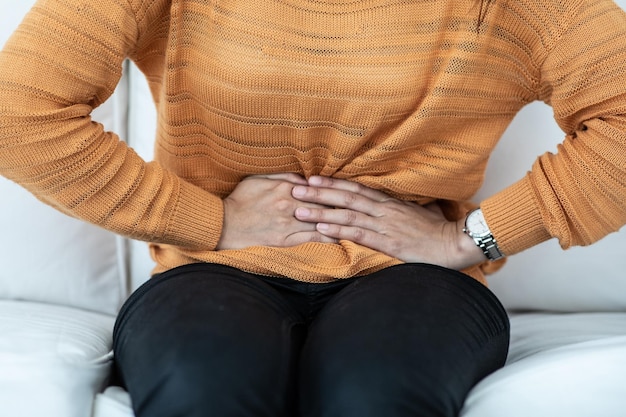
{"left": 481, "top": 0, "right": 626, "bottom": 256}
{"left": 0, "top": 0, "right": 224, "bottom": 250}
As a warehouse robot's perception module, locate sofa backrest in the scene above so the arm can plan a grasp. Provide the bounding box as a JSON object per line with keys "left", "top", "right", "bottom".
{"left": 475, "top": 102, "right": 626, "bottom": 312}
{"left": 0, "top": 0, "right": 131, "bottom": 315}
{"left": 2, "top": 0, "right": 625, "bottom": 314}
{"left": 482, "top": 0, "right": 626, "bottom": 312}
{"left": 123, "top": 62, "right": 626, "bottom": 313}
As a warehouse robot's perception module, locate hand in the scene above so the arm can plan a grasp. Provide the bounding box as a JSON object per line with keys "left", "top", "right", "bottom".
{"left": 216, "top": 173, "right": 337, "bottom": 250}
{"left": 291, "top": 176, "right": 485, "bottom": 270}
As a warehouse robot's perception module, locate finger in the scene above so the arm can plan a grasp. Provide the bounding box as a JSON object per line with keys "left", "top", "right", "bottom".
{"left": 292, "top": 185, "right": 382, "bottom": 216}
{"left": 294, "top": 206, "right": 378, "bottom": 231}
{"left": 248, "top": 172, "right": 308, "bottom": 184}
{"left": 308, "top": 176, "right": 390, "bottom": 202}
{"left": 315, "top": 223, "right": 386, "bottom": 250}
{"left": 284, "top": 231, "right": 338, "bottom": 246}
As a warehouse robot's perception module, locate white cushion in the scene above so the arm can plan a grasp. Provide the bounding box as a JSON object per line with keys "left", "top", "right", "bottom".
{"left": 0, "top": 300, "right": 115, "bottom": 417}
{"left": 96, "top": 312, "right": 626, "bottom": 417}
{"left": 0, "top": 178, "right": 128, "bottom": 314}
{"left": 0, "top": 1, "right": 130, "bottom": 315}
{"left": 126, "top": 63, "right": 158, "bottom": 291}
{"left": 93, "top": 387, "right": 134, "bottom": 417}
{"left": 95, "top": 313, "right": 626, "bottom": 417}
{"left": 0, "top": 109, "right": 129, "bottom": 314}
{"left": 462, "top": 312, "right": 626, "bottom": 416}
{"left": 476, "top": 101, "right": 626, "bottom": 312}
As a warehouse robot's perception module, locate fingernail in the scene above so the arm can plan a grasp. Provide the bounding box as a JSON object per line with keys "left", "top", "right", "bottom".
{"left": 295, "top": 207, "right": 310, "bottom": 217}
{"left": 308, "top": 176, "right": 323, "bottom": 185}
{"left": 292, "top": 186, "right": 306, "bottom": 197}
{"left": 317, "top": 223, "right": 330, "bottom": 231}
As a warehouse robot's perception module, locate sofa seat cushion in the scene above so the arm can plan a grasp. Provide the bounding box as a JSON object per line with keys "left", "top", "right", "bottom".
{"left": 0, "top": 300, "right": 115, "bottom": 417}
{"left": 93, "top": 312, "right": 626, "bottom": 417}
{"left": 93, "top": 387, "right": 134, "bottom": 417}
{"left": 461, "top": 312, "right": 626, "bottom": 417}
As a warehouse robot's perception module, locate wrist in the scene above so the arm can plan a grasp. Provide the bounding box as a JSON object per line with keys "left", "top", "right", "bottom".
{"left": 453, "top": 217, "right": 488, "bottom": 267}
{"left": 438, "top": 219, "right": 486, "bottom": 270}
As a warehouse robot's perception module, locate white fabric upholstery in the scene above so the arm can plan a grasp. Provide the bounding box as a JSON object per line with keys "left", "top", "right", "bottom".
{"left": 0, "top": 4, "right": 127, "bottom": 416}
{"left": 462, "top": 312, "right": 626, "bottom": 416}
{"left": 126, "top": 63, "right": 158, "bottom": 291}
{"left": 93, "top": 312, "right": 626, "bottom": 417}
{"left": 94, "top": 387, "right": 135, "bottom": 417}
{"left": 475, "top": 101, "right": 626, "bottom": 312}
{"left": 0, "top": 178, "right": 128, "bottom": 314}
{"left": 0, "top": 301, "right": 115, "bottom": 417}
{"left": 1, "top": 2, "right": 626, "bottom": 417}
{"left": 0, "top": 0, "right": 130, "bottom": 315}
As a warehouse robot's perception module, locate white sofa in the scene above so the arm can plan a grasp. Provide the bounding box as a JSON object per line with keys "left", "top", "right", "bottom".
{"left": 1, "top": 2, "right": 626, "bottom": 416}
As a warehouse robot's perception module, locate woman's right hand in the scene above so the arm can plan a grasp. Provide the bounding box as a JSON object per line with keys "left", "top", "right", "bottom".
{"left": 216, "top": 173, "right": 338, "bottom": 250}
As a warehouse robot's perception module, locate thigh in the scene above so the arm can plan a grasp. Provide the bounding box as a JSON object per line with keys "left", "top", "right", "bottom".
{"left": 299, "top": 263, "right": 510, "bottom": 417}
{"left": 113, "top": 263, "right": 306, "bottom": 417}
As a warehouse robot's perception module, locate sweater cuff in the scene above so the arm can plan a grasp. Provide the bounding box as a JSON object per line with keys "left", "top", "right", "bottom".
{"left": 164, "top": 181, "right": 224, "bottom": 251}
{"left": 480, "top": 177, "right": 552, "bottom": 256}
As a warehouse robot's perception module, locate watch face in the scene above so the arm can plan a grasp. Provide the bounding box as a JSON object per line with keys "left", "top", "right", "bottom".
{"left": 466, "top": 210, "right": 490, "bottom": 237}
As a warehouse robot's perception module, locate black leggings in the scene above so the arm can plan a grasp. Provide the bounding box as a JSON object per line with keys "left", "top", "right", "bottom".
{"left": 113, "top": 263, "right": 509, "bottom": 417}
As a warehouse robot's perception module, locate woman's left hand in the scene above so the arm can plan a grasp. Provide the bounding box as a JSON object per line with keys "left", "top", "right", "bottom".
{"left": 291, "top": 176, "right": 484, "bottom": 270}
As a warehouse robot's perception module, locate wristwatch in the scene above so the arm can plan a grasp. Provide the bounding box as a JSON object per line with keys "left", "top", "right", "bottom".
{"left": 463, "top": 208, "right": 505, "bottom": 261}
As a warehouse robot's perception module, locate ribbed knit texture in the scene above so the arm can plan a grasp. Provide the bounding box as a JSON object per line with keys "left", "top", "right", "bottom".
{"left": 1, "top": 0, "right": 625, "bottom": 282}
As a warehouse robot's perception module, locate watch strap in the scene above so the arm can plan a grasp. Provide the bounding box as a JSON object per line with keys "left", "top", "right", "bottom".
{"left": 474, "top": 233, "right": 505, "bottom": 261}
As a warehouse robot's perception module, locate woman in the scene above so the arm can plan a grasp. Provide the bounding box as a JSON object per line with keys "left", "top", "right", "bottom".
{"left": 0, "top": 0, "right": 624, "bottom": 416}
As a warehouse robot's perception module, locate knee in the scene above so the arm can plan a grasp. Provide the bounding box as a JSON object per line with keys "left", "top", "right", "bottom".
{"left": 125, "top": 329, "right": 303, "bottom": 417}
{"left": 129, "top": 359, "right": 214, "bottom": 417}
{"left": 131, "top": 353, "right": 289, "bottom": 417}
{"left": 300, "top": 358, "right": 462, "bottom": 417}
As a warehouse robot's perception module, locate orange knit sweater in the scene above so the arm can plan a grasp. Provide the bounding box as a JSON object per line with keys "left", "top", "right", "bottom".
{"left": 1, "top": 0, "right": 625, "bottom": 282}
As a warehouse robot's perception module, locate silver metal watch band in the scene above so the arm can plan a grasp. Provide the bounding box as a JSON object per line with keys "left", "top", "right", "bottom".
{"left": 477, "top": 235, "right": 505, "bottom": 261}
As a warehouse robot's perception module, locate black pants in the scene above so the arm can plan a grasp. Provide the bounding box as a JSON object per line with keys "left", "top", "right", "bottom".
{"left": 113, "top": 263, "right": 509, "bottom": 417}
